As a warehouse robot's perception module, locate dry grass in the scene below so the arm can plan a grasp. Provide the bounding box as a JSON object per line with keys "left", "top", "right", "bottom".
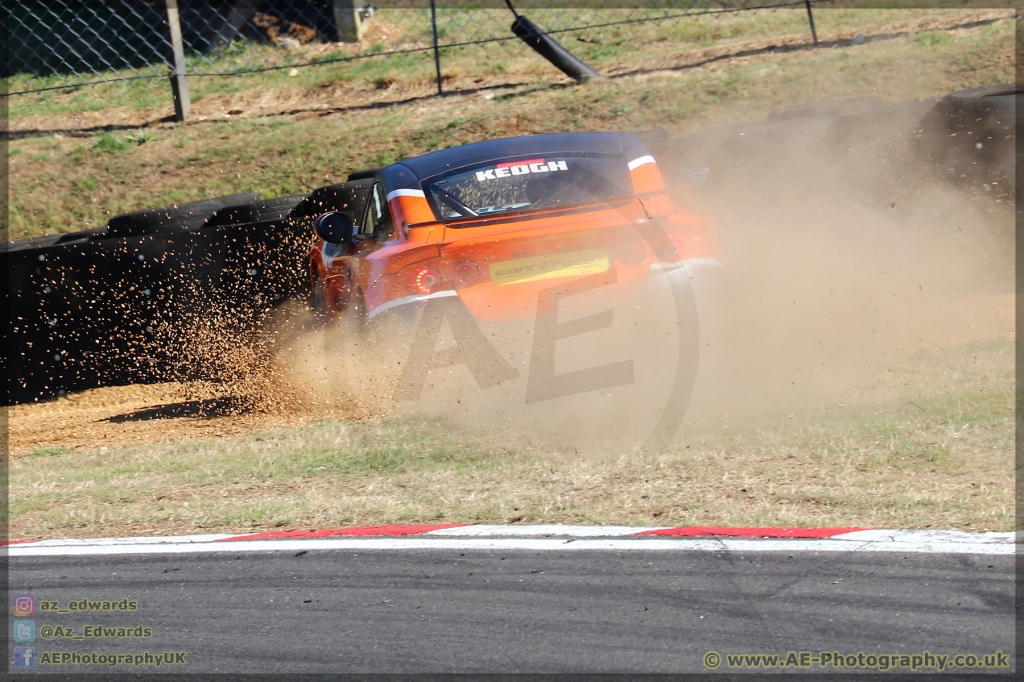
{"left": 8, "top": 338, "right": 1013, "bottom": 540}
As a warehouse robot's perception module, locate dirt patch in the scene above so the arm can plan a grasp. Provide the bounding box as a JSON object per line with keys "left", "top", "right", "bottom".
{"left": 7, "top": 382, "right": 319, "bottom": 458}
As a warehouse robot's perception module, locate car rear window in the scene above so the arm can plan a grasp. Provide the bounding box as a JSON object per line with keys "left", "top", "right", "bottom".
{"left": 422, "top": 153, "right": 633, "bottom": 223}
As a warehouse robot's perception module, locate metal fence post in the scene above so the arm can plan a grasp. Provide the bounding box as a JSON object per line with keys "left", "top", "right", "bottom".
{"left": 804, "top": 0, "right": 819, "bottom": 46}
{"left": 430, "top": 0, "right": 442, "bottom": 95}
{"left": 334, "top": 0, "right": 366, "bottom": 42}
{"left": 164, "top": 0, "right": 190, "bottom": 122}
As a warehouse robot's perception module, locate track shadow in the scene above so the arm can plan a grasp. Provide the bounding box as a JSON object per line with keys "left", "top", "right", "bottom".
{"left": 104, "top": 396, "right": 247, "bottom": 423}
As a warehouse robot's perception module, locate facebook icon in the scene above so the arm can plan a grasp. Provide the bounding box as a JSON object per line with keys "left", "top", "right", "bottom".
{"left": 13, "top": 646, "right": 36, "bottom": 668}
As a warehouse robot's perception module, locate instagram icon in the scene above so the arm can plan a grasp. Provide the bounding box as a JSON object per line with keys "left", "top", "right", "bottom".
{"left": 12, "top": 595, "right": 35, "bottom": 617}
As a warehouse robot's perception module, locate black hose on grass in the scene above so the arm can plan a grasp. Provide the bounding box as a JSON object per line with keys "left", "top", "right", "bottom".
{"left": 505, "top": 1, "right": 599, "bottom": 83}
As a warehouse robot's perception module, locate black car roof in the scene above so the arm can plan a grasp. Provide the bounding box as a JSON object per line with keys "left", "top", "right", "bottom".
{"left": 380, "top": 132, "right": 650, "bottom": 191}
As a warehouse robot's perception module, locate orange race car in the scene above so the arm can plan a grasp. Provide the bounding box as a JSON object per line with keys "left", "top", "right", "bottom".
{"left": 308, "top": 132, "right": 717, "bottom": 325}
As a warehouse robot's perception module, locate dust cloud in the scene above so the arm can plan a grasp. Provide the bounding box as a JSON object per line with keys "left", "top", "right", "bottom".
{"left": 677, "top": 108, "right": 1014, "bottom": 430}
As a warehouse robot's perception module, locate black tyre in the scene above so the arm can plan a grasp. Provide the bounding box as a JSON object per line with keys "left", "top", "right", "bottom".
{"left": 944, "top": 83, "right": 1018, "bottom": 119}
{"left": 915, "top": 83, "right": 1019, "bottom": 197}
{"left": 292, "top": 178, "right": 374, "bottom": 220}
{"left": 106, "top": 193, "right": 258, "bottom": 237}
{"left": 207, "top": 194, "right": 307, "bottom": 227}
{"left": 2, "top": 234, "right": 62, "bottom": 253}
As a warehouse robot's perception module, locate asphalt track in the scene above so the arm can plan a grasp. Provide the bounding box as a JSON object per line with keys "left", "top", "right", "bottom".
{"left": 8, "top": 547, "right": 1014, "bottom": 675}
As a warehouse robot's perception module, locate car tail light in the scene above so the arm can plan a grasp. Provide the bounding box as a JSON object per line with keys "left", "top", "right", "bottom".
{"left": 453, "top": 260, "right": 481, "bottom": 288}
{"left": 410, "top": 265, "right": 442, "bottom": 294}
{"left": 616, "top": 241, "right": 647, "bottom": 267}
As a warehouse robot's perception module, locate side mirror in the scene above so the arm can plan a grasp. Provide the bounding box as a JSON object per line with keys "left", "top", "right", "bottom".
{"left": 314, "top": 211, "right": 354, "bottom": 245}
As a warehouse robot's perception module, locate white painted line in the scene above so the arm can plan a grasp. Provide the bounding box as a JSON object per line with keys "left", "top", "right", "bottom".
{"left": 830, "top": 529, "right": 1015, "bottom": 544}
{"left": 367, "top": 289, "right": 458, "bottom": 319}
{"left": 427, "top": 524, "right": 670, "bottom": 537}
{"left": 650, "top": 257, "right": 724, "bottom": 273}
{"left": 386, "top": 188, "right": 426, "bottom": 201}
{"left": 627, "top": 155, "right": 656, "bottom": 171}
{"left": 21, "top": 534, "right": 237, "bottom": 547}
{"left": 7, "top": 537, "right": 1013, "bottom": 558}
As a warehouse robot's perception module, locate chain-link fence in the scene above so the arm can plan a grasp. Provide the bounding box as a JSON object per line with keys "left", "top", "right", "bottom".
{"left": 6, "top": 1, "right": 827, "bottom": 118}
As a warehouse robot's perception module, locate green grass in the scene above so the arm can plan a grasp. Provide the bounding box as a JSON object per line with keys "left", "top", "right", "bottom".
{"left": 26, "top": 446, "right": 71, "bottom": 458}
{"left": 93, "top": 132, "right": 154, "bottom": 153}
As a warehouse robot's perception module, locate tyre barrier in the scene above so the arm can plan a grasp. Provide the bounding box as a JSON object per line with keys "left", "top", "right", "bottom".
{"left": 4, "top": 175, "right": 373, "bottom": 405}
{"left": 913, "top": 83, "right": 1020, "bottom": 199}
{"left": 107, "top": 194, "right": 258, "bottom": 237}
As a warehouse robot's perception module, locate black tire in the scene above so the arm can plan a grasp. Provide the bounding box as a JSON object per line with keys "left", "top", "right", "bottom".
{"left": 944, "top": 83, "right": 1019, "bottom": 118}
{"left": 915, "top": 83, "right": 1019, "bottom": 197}
{"left": 292, "top": 179, "right": 374, "bottom": 220}
{"left": 2, "top": 234, "right": 62, "bottom": 253}
{"left": 207, "top": 194, "right": 307, "bottom": 227}
{"left": 106, "top": 193, "right": 259, "bottom": 237}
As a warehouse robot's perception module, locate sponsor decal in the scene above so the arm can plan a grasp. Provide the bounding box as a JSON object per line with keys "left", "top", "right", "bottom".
{"left": 476, "top": 159, "right": 568, "bottom": 182}
{"left": 489, "top": 249, "right": 609, "bottom": 286}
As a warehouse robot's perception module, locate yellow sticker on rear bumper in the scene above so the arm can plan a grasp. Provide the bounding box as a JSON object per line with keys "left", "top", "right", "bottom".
{"left": 489, "top": 249, "right": 609, "bottom": 286}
